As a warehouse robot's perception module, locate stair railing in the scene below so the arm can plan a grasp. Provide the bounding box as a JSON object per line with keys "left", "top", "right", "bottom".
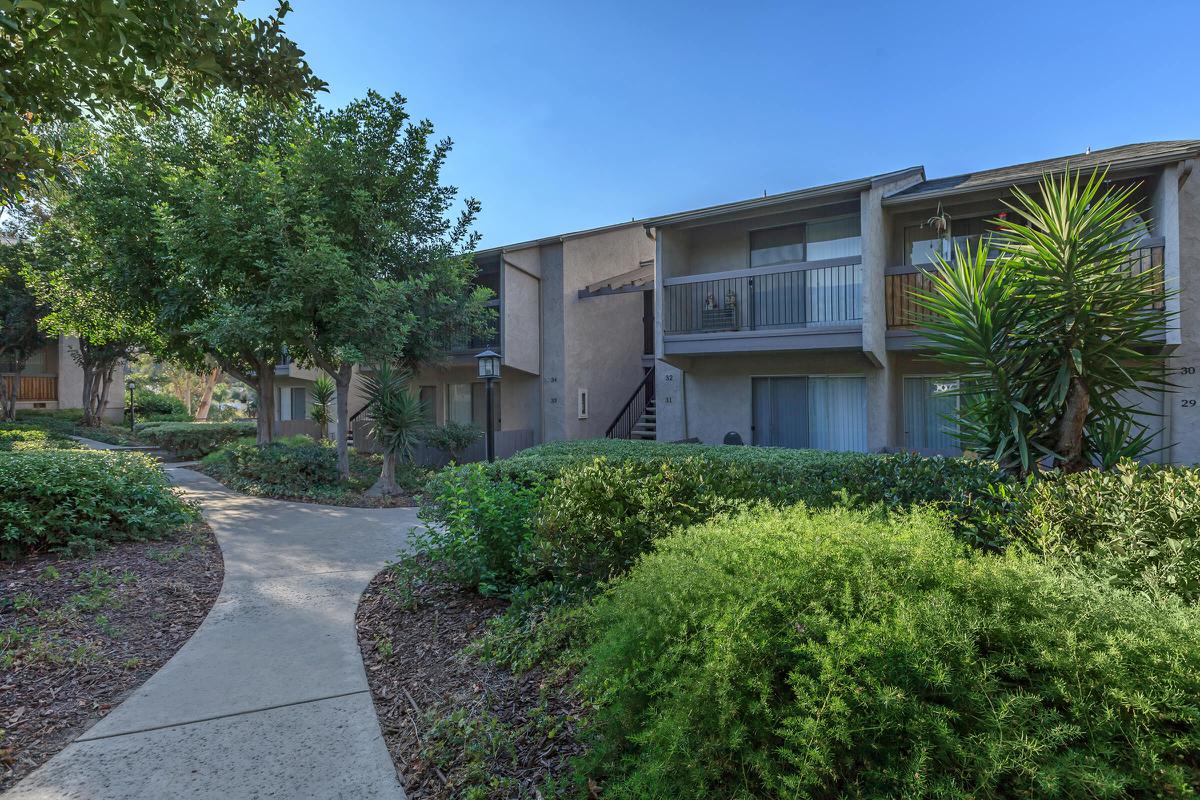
{"left": 605, "top": 366, "right": 655, "bottom": 439}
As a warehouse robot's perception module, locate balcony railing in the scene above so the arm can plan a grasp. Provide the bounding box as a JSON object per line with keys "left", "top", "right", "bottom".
{"left": 886, "top": 239, "right": 1166, "bottom": 329}
{"left": 2, "top": 374, "right": 58, "bottom": 401}
{"left": 446, "top": 329, "right": 499, "bottom": 354}
{"left": 662, "top": 257, "right": 863, "bottom": 336}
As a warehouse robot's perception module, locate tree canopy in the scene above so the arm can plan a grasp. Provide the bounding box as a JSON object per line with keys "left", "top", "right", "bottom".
{"left": 0, "top": 0, "right": 324, "bottom": 202}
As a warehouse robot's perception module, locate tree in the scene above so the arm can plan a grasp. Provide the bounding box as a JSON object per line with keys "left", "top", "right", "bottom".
{"left": 360, "top": 363, "right": 425, "bottom": 497}
{"left": 915, "top": 168, "right": 1172, "bottom": 474}
{"left": 281, "top": 91, "right": 493, "bottom": 479}
{"left": 309, "top": 375, "right": 335, "bottom": 440}
{"left": 0, "top": 240, "right": 46, "bottom": 421}
{"left": 0, "top": 0, "right": 324, "bottom": 203}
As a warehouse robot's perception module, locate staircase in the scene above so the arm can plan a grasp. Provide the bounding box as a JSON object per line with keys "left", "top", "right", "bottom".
{"left": 606, "top": 367, "right": 656, "bottom": 440}
{"left": 629, "top": 399, "right": 656, "bottom": 440}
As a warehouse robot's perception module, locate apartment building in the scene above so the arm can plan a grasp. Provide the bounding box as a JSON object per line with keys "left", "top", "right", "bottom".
{"left": 2, "top": 335, "right": 124, "bottom": 421}
{"left": 646, "top": 141, "right": 1200, "bottom": 464}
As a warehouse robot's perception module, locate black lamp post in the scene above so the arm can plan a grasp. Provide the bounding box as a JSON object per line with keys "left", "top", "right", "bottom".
{"left": 126, "top": 377, "right": 136, "bottom": 432}
{"left": 475, "top": 349, "right": 501, "bottom": 462}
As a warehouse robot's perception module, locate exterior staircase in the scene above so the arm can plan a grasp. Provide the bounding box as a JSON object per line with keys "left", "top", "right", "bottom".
{"left": 629, "top": 400, "right": 656, "bottom": 440}
{"left": 606, "top": 367, "right": 656, "bottom": 440}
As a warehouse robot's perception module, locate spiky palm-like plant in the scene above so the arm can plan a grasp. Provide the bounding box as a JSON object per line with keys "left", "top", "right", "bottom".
{"left": 359, "top": 363, "right": 426, "bottom": 496}
{"left": 915, "top": 167, "right": 1172, "bottom": 474}
{"left": 309, "top": 375, "right": 336, "bottom": 440}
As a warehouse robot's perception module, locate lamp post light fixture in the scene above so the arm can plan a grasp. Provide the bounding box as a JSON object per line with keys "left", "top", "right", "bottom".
{"left": 126, "top": 378, "right": 136, "bottom": 433}
{"left": 475, "top": 349, "right": 501, "bottom": 462}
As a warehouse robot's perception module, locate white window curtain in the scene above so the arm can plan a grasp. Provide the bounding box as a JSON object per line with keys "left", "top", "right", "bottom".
{"left": 804, "top": 263, "right": 862, "bottom": 326}
{"left": 807, "top": 376, "right": 867, "bottom": 452}
{"left": 448, "top": 383, "right": 472, "bottom": 425}
{"left": 903, "top": 377, "right": 959, "bottom": 454}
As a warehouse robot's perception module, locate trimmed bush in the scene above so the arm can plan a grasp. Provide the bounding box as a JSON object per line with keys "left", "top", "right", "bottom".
{"left": 0, "top": 450, "right": 197, "bottom": 558}
{"left": 0, "top": 425, "right": 80, "bottom": 451}
{"left": 578, "top": 504, "right": 1200, "bottom": 799}
{"left": 1010, "top": 459, "right": 1200, "bottom": 602}
{"left": 132, "top": 387, "right": 189, "bottom": 418}
{"left": 419, "top": 442, "right": 1009, "bottom": 598}
{"left": 136, "top": 421, "right": 254, "bottom": 458}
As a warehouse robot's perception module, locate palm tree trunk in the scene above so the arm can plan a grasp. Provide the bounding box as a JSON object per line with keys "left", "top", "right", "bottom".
{"left": 1056, "top": 375, "right": 1090, "bottom": 471}
{"left": 366, "top": 451, "right": 399, "bottom": 497}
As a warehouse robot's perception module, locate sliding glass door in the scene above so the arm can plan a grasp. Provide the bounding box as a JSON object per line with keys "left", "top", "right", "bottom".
{"left": 752, "top": 375, "right": 866, "bottom": 451}
{"left": 902, "top": 376, "right": 959, "bottom": 454}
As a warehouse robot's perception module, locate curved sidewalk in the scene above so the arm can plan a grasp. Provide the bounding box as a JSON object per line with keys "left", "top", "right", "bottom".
{"left": 5, "top": 467, "right": 417, "bottom": 799}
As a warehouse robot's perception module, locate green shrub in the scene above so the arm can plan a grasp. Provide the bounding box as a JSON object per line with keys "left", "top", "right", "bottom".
{"left": 419, "top": 421, "right": 482, "bottom": 461}
{"left": 136, "top": 421, "right": 255, "bottom": 458}
{"left": 417, "top": 463, "right": 542, "bottom": 595}
{"left": 419, "top": 442, "right": 1009, "bottom": 598}
{"left": 0, "top": 425, "right": 79, "bottom": 451}
{"left": 201, "top": 438, "right": 400, "bottom": 503}
{"left": 132, "top": 387, "right": 189, "bottom": 417}
{"left": 0, "top": 450, "right": 197, "bottom": 558}
{"left": 1009, "top": 459, "right": 1200, "bottom": 602}
{"left": 579, "top": 504, "right": 1200, "bottom": 799}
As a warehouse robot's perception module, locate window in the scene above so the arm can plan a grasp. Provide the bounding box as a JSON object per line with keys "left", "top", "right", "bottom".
{"left": 752, "top": 375, "right": 866, "bottom": 451}
{"left": 805, "top": 215, "right": 861, "bottom": 261}
{"left": 290, "top": 387, "right": 307, "bottom": 421}
{"left": 750, "top": 224, "right": 805, "bottom": 267}
{"left": 418, "top": 386, "right": 437, "bottom": 424}
{"left": 448, "top": 383, "right": 473, "bottom": 425}
{"left": 903, "top": 224, "right": 946, "bottom": 267}
{"left": 1, "top": 348, "right": 47, "bottom": 374}
{"left": 903, "top": 377, "right": 959, "bottom": 454}
{"left": 577, "top": 388, "right": 589, "bottom": 420}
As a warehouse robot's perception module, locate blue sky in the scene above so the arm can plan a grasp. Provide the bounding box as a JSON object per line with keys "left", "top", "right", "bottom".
{"left": 246, "top": 0, "right": 1200, "bottom": 248}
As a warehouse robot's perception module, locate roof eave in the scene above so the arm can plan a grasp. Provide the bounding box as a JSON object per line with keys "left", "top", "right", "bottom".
{"left": 883, "top": 150, "right": 1200, "bottom": 206}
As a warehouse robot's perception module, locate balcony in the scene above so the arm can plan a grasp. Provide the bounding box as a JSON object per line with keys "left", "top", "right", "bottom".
{"left": 885, "top": 238, "right": 1166, "bottom": 345}
{"left": 3, "top": 374, "right": 58, "bottom": 401}
{"left": 661, "top": 256, "right": 863, "bottom": 355}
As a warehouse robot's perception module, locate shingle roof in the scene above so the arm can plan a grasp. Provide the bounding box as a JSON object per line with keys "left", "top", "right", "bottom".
{"left": 886, "top": 141, "right": 1200, "bottom": 204}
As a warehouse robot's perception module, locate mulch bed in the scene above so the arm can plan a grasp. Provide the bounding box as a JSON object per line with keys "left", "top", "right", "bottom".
{"left": 0, "top": 523, "right": 223, "bottom": 790}
{"left": 357, "top": 563, "right": 585, "bottom": 799}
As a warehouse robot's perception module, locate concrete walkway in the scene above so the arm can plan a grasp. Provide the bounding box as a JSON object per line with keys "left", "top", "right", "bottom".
{"left": 5, "top": 466, "right": 417, "bottom": 799}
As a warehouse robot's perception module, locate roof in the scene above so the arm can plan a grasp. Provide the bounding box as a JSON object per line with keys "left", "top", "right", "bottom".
{"left": 886, "top": 140, "right": 1200, "bottom": 204}
{"left": 640, "top": 165, "right": 924, "bottom": 229}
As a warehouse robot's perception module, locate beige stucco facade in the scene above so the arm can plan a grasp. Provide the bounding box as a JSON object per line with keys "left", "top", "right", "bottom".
{"left": 4, "top": 335, "right": 121, "bottom": 421}
{"left": 652, "top": 143, "right": 1200, "bottom": 465}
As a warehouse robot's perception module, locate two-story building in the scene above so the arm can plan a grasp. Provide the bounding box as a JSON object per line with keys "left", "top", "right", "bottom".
{"left": 647, "top": 141, "right": 1200, "bottom": 464}
{"left": 2, "top": 335, "right": 124, "bottom": 421}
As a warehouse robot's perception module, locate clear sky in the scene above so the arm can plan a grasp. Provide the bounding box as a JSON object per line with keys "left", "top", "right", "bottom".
{"left": 245, "top": 0, "right": 1200, "bottom": 248}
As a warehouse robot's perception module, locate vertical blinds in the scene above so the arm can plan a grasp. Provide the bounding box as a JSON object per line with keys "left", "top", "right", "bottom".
{"left": 752, "top": 375, "right": 866, "bottom": 452}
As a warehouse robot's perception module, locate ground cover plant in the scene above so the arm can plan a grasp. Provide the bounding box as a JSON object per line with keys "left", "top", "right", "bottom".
{"left": 0, "top": 450, "right": 197, "bottom": 559}
{"left": 0, "top": 523, "right": 223, "bottom": 789}
{"left": 200, "top": 436, "right": 420, "bottom": 507}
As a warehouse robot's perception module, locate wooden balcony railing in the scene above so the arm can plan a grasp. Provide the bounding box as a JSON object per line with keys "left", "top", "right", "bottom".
{"left": 886, "top": 239, "right": 1166, "bottom": 329}
{"left": 2, "top": 374, "right": 58, "bottom": 401}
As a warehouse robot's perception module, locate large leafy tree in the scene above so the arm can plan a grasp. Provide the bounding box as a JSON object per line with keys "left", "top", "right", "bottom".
{"left": 916, "top": 168, "right": 1171, "bottom": 474}
{"left": 278, "top": 91, "right": 492, "bottom": 478}
{"left": 0, "top": 238, "right": 46, "bottom": 420}
{"left": 0, "top": 0, "right": 324, "bottom": 203}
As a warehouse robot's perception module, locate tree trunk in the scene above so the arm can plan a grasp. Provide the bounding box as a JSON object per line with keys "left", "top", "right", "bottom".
{"left": 366, "top": 451, "right": 400, "bottom": 497}
{"left": 195, "top": 367, "right": 220, "bottom": 421}
{"left": 1, "top": 373, "right": 18, "bottom": 421}
{"left": 255, "top": 364, "right": 276, "bottom": 446}
{"left": 334, "top": 363, "right": 352, "bottom": 481}
{"left": 96, "top": 363, "right": 115, "bottom": 424}
{"left": 1056, "top": 375, "right": 1090, "bottom": 471}
{"left": 80, "top": 362, "right": 99, "bottom": 427}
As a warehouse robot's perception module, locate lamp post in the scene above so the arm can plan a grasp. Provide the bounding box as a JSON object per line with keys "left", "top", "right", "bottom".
{"left": 126, "top": 378, "right": 136, "bottom": 433}
{"left": 475, "top": 349, "right": 501, "bottom": 463}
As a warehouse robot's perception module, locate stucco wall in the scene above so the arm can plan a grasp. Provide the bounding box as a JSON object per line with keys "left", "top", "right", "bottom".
{"left": 502, "top": 260, "right": 541, "bottom": 375}
{"left": 1168, "top": 163, "right": 1200, "bottom": 464}
{"left": 560, "top": 224, "right": 653, "bottom": 440}
{"left": 409, "top": 363, "right": 540, "bottom": 437}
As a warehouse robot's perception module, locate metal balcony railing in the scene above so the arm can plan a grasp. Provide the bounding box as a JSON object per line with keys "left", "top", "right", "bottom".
{"left": 662, "top": 257, "right": 863, "bottom": 336}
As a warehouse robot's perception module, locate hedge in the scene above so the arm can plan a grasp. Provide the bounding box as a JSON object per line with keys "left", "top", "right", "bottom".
{"left": 0, "top": 450, "right": 197, "bottom": 558}
{"left": 419, "top": 442, "right": 1010, "bottom": 598}
{"left": 135, "top": 421, "right": 255, "bottom": 458}
{"left": 578, "top": 504, "right": 1200, "bottom": 799}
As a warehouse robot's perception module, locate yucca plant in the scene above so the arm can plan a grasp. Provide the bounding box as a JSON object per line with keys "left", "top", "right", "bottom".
{"left": 309, "top": 375, "right": 336, "bottom": 440}
{"left": 359, "top": 363, "right": 426, "bottom": 496}
{"left": 915, "top": 167, "right": 1173, "bottom": 474}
